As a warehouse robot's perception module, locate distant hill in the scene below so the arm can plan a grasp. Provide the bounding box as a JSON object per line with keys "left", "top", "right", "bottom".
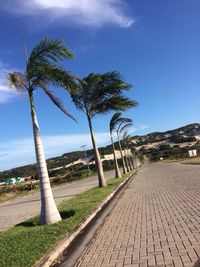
{"left": 1, "top": 123, "right": 200, "bottom": 180}
{"left": 132, "top": 123, "right": 200, "bottom": 161}
{"left": 133, "top": 123, "right": 200, "bottom": 145}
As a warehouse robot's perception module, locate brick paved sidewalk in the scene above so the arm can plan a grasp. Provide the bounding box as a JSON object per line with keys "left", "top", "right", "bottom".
{"left": 76, "top": 163, "right": 200, "bottom": 267}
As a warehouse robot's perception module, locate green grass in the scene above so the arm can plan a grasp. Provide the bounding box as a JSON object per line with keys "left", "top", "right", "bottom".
{"left": 0, "top": 173, "right": 132, "bottom": 267}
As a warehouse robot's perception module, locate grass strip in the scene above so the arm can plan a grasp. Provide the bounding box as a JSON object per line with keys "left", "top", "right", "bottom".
{"left": 0, "top": 174, "right": 131, "bottom": 267}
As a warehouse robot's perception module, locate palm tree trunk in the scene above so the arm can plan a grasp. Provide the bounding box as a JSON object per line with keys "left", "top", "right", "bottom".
{"left": 87, "top": 116, "right": 107, "bottom": 187}
{"left": 110, "top": 132, "right": 121, "bottom": 178}
{"left": 117, "top": 136, "right": 127, "bottom": 174}
{"left": 123, "top": 145, "right": 130, "bottom": 172}
{"left": 29, "top": 92, "right": 61, "bottom": 225}
{"left": 126, "top": 147, "right": 133, "bottom": 170}
{"left": 132, "top": 155, "right": 136, "bottom": 168}
{"left": 125, "top": 148, "right": 132, "bottom": 171}
{"left": 129, "top": 155, "right": 134, "bottom": 170}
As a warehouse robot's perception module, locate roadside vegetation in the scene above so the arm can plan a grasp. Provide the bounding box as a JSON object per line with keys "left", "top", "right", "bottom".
{"left": 0, "top": 158, "right": 130, "bottom": 203}
{"left": 0, "top": 173, "right": 134, "bottom": 267}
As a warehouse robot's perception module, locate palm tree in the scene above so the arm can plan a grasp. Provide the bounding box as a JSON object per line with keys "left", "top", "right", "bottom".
{"left": 117, "top": 120, "right": 133, "bottom": 174}
{"left": 8, "top": 38, "right": 77, "bottom": 225}
{"left": 110, "top": 113, "right": 122, "bottom": 178}
{"left": 109, "top": 112, "right": 136, "bottom": 178}
{"left": 70, "top": 71, "right": 136, "bottom": 187}
{"left": 122, "top": 131, "right": 134, "bottom": 170}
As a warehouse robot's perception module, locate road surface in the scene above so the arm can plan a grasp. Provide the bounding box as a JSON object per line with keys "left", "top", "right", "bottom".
{"left": 0, "top": 169, "right": 116, "bottom": 231}
{"left": 74, "top": 162, "right": 200, "bottom": 267}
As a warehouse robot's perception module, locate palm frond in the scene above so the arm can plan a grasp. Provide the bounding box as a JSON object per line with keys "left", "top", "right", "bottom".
{"left": 70, "top": 84, "right": 88, "bottom": 114}
{"left": 91, "top": 96, "right": 137, "bottom": 117}
{"left": 110, "top": 112, "right": 122, "bottom": 132}
{"left": 89, "top": 72, "right": 132, "bottom": 105}
{"left": 67, "top": 71, "right": 138, "bottom": 120}
{"left": 27, "top": 38, "right": 74, "bottom": 76}
{"left": 123, "top": 131, "right": 129, "bottom": 140}
{"left": 119, "top": 122, "right": 133, "bottom": 136}
{"left": 7, "top": 72, "right": 27, "bottom": 92}
{"left": 31, "top": 63, "right": 78, "bottom": 91}
{"left": 39, "top": 82, "right": 77, "bottom": 122}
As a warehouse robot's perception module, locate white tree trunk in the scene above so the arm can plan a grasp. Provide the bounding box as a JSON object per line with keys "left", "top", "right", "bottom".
{"left": 118, "top": 137, "right": 127, "bottom": 174}
{"left": 88, "top": 116, "right": 107, "bottom": 187}
{"left": 29, "top": 93, "right": 61, "bottom": 225}
{"left": 126, "top": 148, "right": 133, "bottom": 170}
{"left": 110, "top": 132, "right": 121, "bottom": 178}
{"left": 124, "top": 148, "right": 130, "bottom": 172}
{"left": 129, "top": 154, "right": 134, "bottom": 170}
{"left": 125, "top": 149, "right": 132, "bottom": 171}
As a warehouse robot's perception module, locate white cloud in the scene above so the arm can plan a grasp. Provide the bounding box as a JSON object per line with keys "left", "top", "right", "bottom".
{"left": 0, "top": 132, "right": 110, "bottom": 170}
{"left": 129, "top": 125, "right": 149, "bottom": 134}
{"left": 0, "top": 125, "right": 148, "bottom": 171}
{"left": 0, "top": 62, "right": 18, "bottom": 104}
{"left": 2, "top": 0, "right": 134, "bottom": 28}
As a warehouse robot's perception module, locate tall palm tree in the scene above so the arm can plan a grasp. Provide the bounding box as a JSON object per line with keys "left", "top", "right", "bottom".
{"left": 8, "top": 38, "right": 77, "bottom": 225}
{"left": 109, "top": 112, "right": 136, "bottom": 178}
{"left": 122, "top": 131, "right": 134, "bottom": 170}
{"left": 69, "top": 71, "right": 136, "bottom": 187}
{"left": 110, "top": 113, "right": 122, "bottom": 178}
{"left": 117, "top": 120, "right": 133, "bottom": 174}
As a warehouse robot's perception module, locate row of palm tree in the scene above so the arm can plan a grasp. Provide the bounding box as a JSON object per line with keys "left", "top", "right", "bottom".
{"left": 109, "top": 112, "right": 136, "bottom": 178}
{"left": 7, "top": 37, "right": 138, "bottom": 225}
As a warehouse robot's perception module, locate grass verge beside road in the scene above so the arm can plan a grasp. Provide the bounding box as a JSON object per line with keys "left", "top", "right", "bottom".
{"left": 0, "top": 170, "right": 96, "bottom": 203}
{"left": 0, "top": 173, "right": 133, "bottom": 267}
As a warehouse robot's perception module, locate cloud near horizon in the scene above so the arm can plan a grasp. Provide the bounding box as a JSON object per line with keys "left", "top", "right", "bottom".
{"left": 0, "top": 132, "right": 110, "bottom": 171}
{"left": 2, "top": 0, "right": 134, "bottom": 28}
{"left": 0, "top": 125, "right": 148, "bottom": 171}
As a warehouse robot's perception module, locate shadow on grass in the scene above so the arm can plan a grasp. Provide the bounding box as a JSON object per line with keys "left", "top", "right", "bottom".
{"left": 60, "top": 209, "right": 75, "bottom": 219}
{"left": 16, "top": 210, "right": 75, "bottom": 228}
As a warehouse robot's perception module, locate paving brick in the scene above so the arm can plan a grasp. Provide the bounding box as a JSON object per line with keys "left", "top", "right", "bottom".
{"left": 76, "top": 163, "right": 200, "bottom": 267}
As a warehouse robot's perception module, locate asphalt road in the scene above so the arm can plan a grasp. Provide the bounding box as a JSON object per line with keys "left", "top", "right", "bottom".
{"left": 0, "top": 169, "right": 116, "bottom": 231}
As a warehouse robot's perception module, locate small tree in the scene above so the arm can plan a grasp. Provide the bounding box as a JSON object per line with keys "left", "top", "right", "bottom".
{"left": 8, "top": 38, "right": 77, "bottom": 225}
{"left": 70, "top": 72, "right": 136, "bottom": 187}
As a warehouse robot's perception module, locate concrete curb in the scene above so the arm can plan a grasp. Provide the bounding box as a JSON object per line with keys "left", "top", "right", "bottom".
{"left": 33, "top": 169, "right": 138, "bottom": 267}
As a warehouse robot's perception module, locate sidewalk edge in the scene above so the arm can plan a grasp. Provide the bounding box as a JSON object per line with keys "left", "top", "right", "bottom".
{"left": 33, "top": 169, "right": 138, "bottom": 267}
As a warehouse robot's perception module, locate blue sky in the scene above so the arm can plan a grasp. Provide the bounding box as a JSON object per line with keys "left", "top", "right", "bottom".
{"left": 0, "top": 0, "right": 200, "bottom": 170}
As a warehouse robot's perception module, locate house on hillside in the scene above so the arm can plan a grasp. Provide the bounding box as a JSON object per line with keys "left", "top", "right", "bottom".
{"left": 16, "top": 177, "right": 24, "bottom": 183}
{"left": 4, "top": 178, "right": 16, "bottom": 185}
{"left": 4, "top": 177, "right": 25, "bottom": 185}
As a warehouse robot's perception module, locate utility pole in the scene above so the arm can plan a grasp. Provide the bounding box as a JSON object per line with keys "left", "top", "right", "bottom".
{"left": 81, "top": 145, "right": 90, "bottom": 176}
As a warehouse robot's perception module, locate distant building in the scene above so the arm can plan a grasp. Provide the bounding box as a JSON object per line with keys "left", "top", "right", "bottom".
{"left": 16, "top": 177, "right": 24, "bottom": 183}
{"left": 188, "top": 149, "right": 197, "bottom": 158}
{"left": 4, "top": 178, "right": 16, "bottom": 185}
{"left": 4, "top": 177, "right": 24, "bottom": 185}
{"left": 103, "top": 150, "right": 132, "bottom": 161}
